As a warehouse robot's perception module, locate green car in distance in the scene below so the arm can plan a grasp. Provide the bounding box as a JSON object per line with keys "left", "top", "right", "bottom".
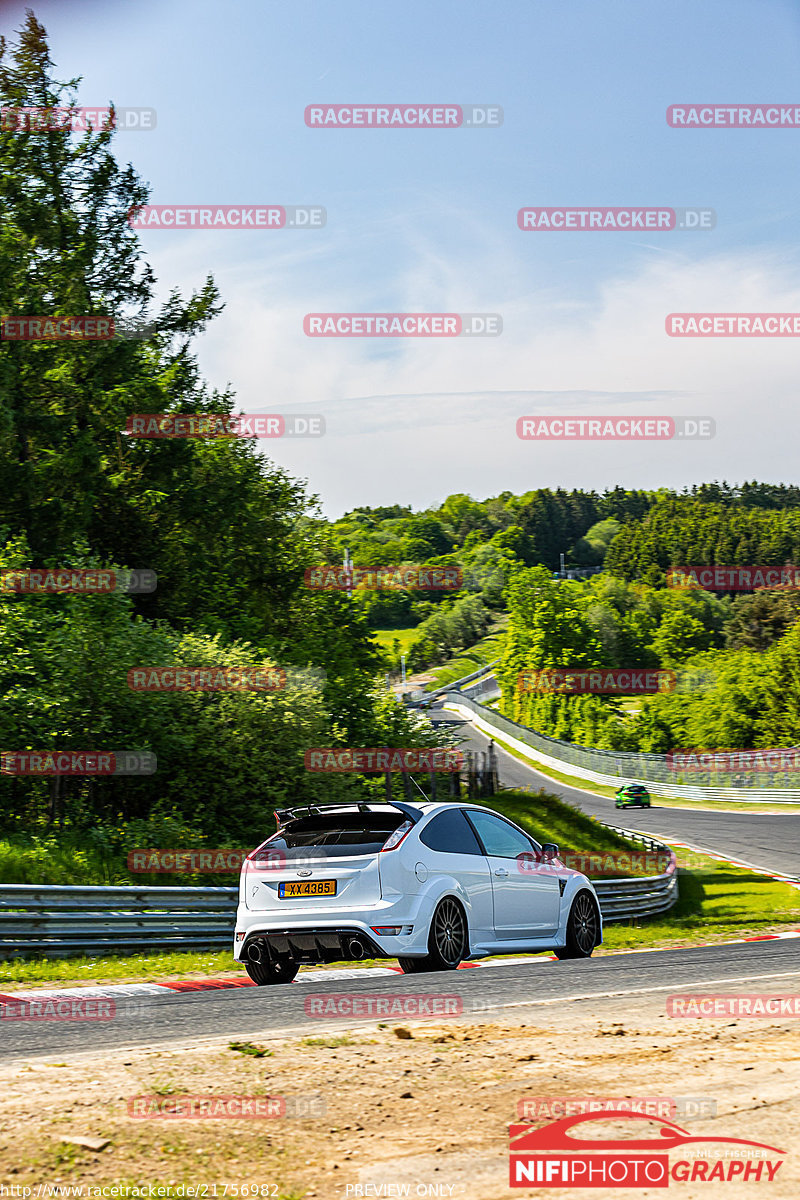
{"left": 615, "top": 783, "right": 651, "bottom": 809}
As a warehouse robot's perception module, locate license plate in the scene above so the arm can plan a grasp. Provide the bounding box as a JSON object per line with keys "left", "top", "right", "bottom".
{"left": 278, "top": 879, "right": 337, "bottom": 899}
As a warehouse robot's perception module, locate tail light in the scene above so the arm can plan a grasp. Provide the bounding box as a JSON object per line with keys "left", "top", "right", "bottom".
{"left": 381, "top": 819, "right": 413, "bottom": 852}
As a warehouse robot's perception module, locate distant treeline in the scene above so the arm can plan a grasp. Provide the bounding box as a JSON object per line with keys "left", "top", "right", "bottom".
{"left": 606, "top": 485, "right": 800, "bottom": 584}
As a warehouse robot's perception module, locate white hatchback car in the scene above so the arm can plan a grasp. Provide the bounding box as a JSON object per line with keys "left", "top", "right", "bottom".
{"left": 234, "top": 800, "right": 602, "bottom": 984}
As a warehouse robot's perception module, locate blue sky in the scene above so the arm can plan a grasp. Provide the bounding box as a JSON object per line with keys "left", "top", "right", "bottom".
{"left": 4, "top": 0, "right": 800, "bottom": 514}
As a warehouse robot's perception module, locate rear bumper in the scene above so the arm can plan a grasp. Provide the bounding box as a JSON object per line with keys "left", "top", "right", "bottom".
{"left": 237, "top": 925, "right": 390, "bottom": 965}
{"left": 235, "top": 892, "right": 434, "bottom": 963}
{"left": 235, "top": 899, "right": 430, "bottom": 961}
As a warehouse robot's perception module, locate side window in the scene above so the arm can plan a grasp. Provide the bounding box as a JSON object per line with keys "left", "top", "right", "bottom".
{"left": 419, "top": 808, "right": 484, "bottom": 855}
{"left": 466, "top": 810, "right": 535, "bottom": 859}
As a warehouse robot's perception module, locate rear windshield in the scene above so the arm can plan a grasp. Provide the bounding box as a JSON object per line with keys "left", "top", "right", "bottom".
{"left": 259, "top": 811, "right": 405, "bottom": 858}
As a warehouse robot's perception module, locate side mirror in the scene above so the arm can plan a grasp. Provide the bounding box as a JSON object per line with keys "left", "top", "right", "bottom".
{"left": 541, "top": 842, "right": 559, "bottom": 860}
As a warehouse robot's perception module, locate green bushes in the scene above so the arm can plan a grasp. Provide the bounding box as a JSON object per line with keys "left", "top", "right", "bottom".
{"left": 0, "top": 563, "right": 447, "bottom": 847}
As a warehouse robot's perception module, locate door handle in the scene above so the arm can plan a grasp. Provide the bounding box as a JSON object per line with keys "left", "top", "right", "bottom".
{"left": 494, "top": 868, "right": 509, "bottom": 877}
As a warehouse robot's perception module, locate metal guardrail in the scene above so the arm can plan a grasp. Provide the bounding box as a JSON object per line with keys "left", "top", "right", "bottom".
{"left": 460, "top": 675, "right": 501, "bottom": 702}
{"left": 590, "top": 825, "right": 678, "bottom": 921}
{"left": 0, "top": 884, "right": 237, "bottom": 959}
{"left": 444, "top": 691, "right": 800, "bottom": 803}
{"left": 409, "top": 658, "right": 502, "bottom": 705}
{"left": 0, "top": 827, "right": 676, "bottom": 958}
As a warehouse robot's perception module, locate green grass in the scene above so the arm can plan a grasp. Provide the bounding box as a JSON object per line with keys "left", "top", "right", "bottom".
{"left": 600, "top": 847, "right": 800, "bottom": 951}
{"left": 0, "top": 788, "right": 637, "bottom": 988}
{"left": 0, "top": 947, "right": 402, "bottom": 988}
{"left": 300, "top": 1035, "right": 353, "bottom": 1048}
{"left": 0, "top": 837, "right": 118, "bottom": 885}
{"left": 0, "top": 948, "right": 244, "bottom": 988}
{"left": 228, "top": 1040, "right": 273, "bottom": 1057}
{"left": 0, "top": 836, "right": 254, "bottom": 886}
{"left": 370, "top": 626, "right": 423, "bottom": 655}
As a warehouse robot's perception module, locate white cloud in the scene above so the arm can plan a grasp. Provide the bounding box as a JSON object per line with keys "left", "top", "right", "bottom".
{"left": 141, "top": 229, "right": 800, "bottom": 515}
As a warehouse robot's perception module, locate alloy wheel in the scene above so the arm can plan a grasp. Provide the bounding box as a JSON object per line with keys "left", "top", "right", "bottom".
{"left": 433, "top": 898, "right": 466, "bottom": 966}
{"left": 572, "top": 892, "right": 599, "bottom": 955}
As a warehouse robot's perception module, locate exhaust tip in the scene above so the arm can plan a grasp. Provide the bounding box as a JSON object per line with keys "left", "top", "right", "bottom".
{"left": 348, "top": 938, "right": 366, "bottom": 960}
{"left": 247, "top": 941, "right": 263, "bottom": 964}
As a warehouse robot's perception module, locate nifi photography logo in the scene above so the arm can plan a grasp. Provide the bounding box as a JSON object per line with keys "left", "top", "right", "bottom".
{"left": 508, "top": 1111, "right": 785, "bottom": 1187}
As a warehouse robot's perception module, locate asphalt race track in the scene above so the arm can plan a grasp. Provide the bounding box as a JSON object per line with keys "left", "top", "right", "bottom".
{"left": 436, "top": 707, "right": 800, "bottom": 879}
{"left": 3, "top": 939, "right": 800, "bottom": 1061}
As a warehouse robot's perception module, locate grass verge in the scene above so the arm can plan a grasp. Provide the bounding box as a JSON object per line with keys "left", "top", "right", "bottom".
{"left": 369, "top": 626, "right": 421, "bottom": 655}
{"left": 599, "top": 846, "right": 800, "bottom": 952}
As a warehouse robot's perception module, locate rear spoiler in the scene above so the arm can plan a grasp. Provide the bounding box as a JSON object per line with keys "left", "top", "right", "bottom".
{"left": 273, "top": 800, "right": 424, "bottom": 828}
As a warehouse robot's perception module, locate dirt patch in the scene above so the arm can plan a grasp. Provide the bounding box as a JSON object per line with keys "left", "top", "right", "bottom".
{"left": 0, "top": 993, "right": 798, "bottom": 1198}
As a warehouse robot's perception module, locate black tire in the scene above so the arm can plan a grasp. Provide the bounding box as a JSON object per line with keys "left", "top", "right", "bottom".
{"left": 244, "top": 956, "right": 299, "bottom": 986}
{"left": 554, "top": 891, "right": 600, "bottom": 960}
{"left": 398, "top": 897, "right": 467, "bottom": 973}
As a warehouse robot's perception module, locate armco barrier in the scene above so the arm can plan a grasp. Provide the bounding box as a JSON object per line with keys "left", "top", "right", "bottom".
{"left": 444, "top": 691, "right": 800, "bottom": 804}
{"left": 0, "top": 884, "right": 237, "bottom": 959}
{"left": 0, "top": 833, "right": 676, "bottom": 959}
{"left": 590, "top": 826, "right": 678, "bottom": 920}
